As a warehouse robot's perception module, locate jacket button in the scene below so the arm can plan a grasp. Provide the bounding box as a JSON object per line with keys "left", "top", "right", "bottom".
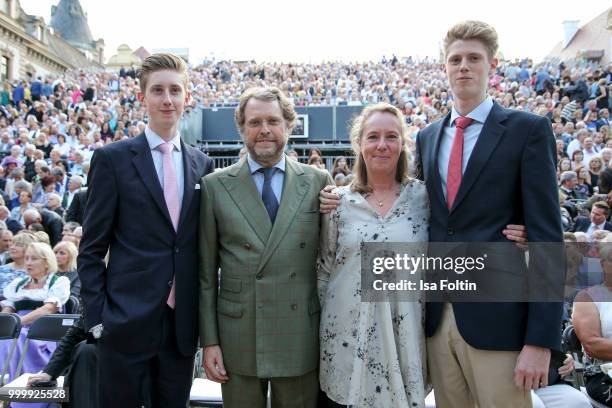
{"left": 300, "top": 242, "right": 306, "bottom": 249}
{"left": 175, "top": 247, "right": 179, "bottom": 253}
{"left": 168, "top": 281, "right": 173, "bottom": 287}
{"left": 447, "top": 228, "right": 454, "bottom": 235}
{"left": 244, "top": 243, "right": 251, "bottom": 250}
{"left": 289, "top": 272, "right": 296, "bottom": 279}
{"left": 256, "top": 273, "right": 263, "bottom": 280}
{"left": 290, "top": 304, "right": 298, "bottom": 310}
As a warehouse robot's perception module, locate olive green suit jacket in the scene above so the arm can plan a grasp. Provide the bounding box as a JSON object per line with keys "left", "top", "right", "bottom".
{"left": 198, "top": 157, "right": 332, "bottom": 378}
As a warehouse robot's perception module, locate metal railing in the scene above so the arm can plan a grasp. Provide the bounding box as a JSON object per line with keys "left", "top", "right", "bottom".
{"left": 209, "top": 155, "right": 355, "bottom": 171}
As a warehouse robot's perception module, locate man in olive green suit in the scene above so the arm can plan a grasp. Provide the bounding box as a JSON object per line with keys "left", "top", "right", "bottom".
{"left": 199, "top": 87, "right": 332, "bottom": 408}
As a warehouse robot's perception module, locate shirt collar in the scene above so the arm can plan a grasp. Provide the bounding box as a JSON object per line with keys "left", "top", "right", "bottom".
{"left": 450, "top": 96, "right": 494, "bottom": 127}
{"left": 592, "top": 221, "right": 607, "bottom": 229}
{"left": 247, "top": 154, "right": 286, "bottom": 175}
{"left": 145, "top": 126, "right": 182, "bottom": 152}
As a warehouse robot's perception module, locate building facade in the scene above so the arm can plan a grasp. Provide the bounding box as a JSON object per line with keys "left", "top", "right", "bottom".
{"left": 0, "top": 0, "right": 102, "bottom": 82}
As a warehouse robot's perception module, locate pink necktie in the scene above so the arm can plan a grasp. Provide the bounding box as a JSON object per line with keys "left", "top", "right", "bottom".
{"left": 446, "top": 116, "right": 473, "bottom": 210}
{"left": 159, "top": 142, "right": 180, "bottom": 308}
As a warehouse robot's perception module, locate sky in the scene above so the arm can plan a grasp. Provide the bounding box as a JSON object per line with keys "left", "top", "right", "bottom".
{"left": 19, "top": 0, "right": 612, "bottom": 65}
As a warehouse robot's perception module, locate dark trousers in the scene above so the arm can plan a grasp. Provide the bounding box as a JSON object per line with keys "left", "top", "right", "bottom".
{"left": 97, "top": 306, "right": 195, "bottom": 408}
{"left": 64, "top": 342, "right": 98, "bottom": 408}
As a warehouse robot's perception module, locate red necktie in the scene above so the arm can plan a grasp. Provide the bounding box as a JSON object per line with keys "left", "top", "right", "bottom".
{"left": 446, "top": 116, "right": 473, "bottom": 210}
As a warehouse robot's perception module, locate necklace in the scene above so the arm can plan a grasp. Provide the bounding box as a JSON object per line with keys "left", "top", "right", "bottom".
{"left": 370, "top": 188, "right": 398, "bottom": 207}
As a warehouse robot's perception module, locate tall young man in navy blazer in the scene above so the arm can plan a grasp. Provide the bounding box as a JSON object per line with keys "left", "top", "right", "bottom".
{"left": 78, "top": 53, "right": 214, "bottom": 407}
{"left": 418, "top": 21, "right": 563, "bottom": 407}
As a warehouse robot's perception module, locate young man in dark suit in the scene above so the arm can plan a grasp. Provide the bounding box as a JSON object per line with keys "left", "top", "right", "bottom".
{"left": 78, "top": 53, "right": 214, "bottom": 407}
{"left": 417, "top": 21, "right": 563, "bottom": 407}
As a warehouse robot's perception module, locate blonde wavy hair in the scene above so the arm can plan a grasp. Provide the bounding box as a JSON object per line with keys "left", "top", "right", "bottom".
{"left": 349, "top": 103, "right": 410, "bottom": 194}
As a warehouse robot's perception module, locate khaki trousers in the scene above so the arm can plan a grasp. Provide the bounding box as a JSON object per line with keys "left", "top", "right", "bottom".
{"left": 427, "top": 303, "right": 531, "bottom": 408}
{"left": 220, "top": 370, "right": 318, "bottom": 408}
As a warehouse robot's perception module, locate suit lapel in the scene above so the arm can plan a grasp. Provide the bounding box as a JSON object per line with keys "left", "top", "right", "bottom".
{"left": 428, "top": 114, "right": 449, "bottom": 210}
{"left": 257, "top": 158, "right": 309, "bottom": 273}
{"left": 177, "top": 142, "right": 197, "bottom": 233}
{"left": 219, "top": 160, "right": 272, "bottom": 244}
{"left": 451, "top": 103, "right": 508, "bottom": 212}
{"left": 130, "top": 134, "right": 174, "bottom": 230}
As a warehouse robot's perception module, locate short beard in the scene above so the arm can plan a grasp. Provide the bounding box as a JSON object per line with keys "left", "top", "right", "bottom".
{"left": 246, "top": 141, "right": 286, "bottom": 166}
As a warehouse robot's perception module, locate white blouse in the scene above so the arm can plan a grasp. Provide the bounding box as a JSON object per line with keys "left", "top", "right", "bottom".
{"left": 1, "top": 273, "right": 70, "bottom": 310}
{"left": 586, "top": 284, "right": 612, "bottom": 365}
{"left": 318, "top": 180, "right": 429, "bottom": 407}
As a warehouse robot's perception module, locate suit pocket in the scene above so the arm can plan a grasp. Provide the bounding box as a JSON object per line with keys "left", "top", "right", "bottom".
{"left": 218, "top": 297, "right": 243, "bottom": 318}
{"left": 220, "top": 277, "right": 242, "bottom": 293}
{"left": 298, "top": 209, "right": 319, "bottom": 223}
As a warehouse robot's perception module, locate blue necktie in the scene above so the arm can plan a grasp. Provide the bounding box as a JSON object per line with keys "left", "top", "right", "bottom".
{"left": 258, "top": 167, "right": 279, "bottom": 223}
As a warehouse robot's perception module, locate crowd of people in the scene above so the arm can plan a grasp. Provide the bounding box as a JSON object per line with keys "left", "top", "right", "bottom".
{"left": 0, "top": 16, "right": 610, "bottom": 408}
{"left": 1, "top": 50, "right": 610, "bottom": 144}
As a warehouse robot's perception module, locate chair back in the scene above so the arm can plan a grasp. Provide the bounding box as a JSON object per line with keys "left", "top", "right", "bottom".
{"left": 0, "top": 312, "right": 21, "bottom": 339}
{"left": 64, "top": 296, "right": 81, "bottom": 315}
{"left": 0, "top": 312, "right": 21, "bottom": 385}
{"left": 562, "top": 325, "right": 582, "bottom": 353}
{"left": 27, "top": 314, "right": 80, "bottom": 341}
{"left": 14, "top": 314, "right": 80, "bottom": 378}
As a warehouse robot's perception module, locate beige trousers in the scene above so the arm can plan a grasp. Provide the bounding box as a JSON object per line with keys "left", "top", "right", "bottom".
{"left": 427, "top": 303, "right": 532, "bottom": 408}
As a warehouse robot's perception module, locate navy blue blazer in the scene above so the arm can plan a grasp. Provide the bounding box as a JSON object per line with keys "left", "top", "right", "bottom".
{"left": 416, "top": 103, "right": 564, "bottom": 351}
{"left": 78, "top": 133, "right": 214, "bottom": 356}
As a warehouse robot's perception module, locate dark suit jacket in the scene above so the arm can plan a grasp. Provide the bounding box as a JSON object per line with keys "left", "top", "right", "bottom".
{"left": 65, "top": 188, "right": 88, "bottom": 224}
{"left": 78, "top": 133, "right": 214, "bottom": 356}
{"left": 416, "top": 102, "right": 564, "bottom": 351}
{"left": 40, "top": 208, "right": 64, "bottom": 246}
{"left": 572, "top": 216, "right": 612, "bottom": 233}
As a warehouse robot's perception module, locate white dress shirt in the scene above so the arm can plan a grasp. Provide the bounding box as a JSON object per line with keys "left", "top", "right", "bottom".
{"left": 438, "top": 97, "right": 494, "bottom": 199}
{"left": 247, "top": 154, "right": 285, "bottom": 202}
{"left": 145, "top": 127, "right": 184, "bottom": 210}
{"left": 586, "top": 221, "right": 607, "bottom": 240}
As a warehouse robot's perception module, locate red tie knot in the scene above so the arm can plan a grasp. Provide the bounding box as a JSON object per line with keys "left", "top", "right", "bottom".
{"left": 455, "top": 116, "right": 474, "bottom": 130}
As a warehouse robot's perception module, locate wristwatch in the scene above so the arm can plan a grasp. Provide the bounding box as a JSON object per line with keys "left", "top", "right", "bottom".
{"left": 90, "top": 323, "right": 103, "bottom": 339}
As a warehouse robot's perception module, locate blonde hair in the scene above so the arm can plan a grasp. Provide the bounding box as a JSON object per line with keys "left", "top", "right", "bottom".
{"left": 593, "top": 230, "right": 611, "bottom": 243}
{"left": 235, "top": 87, "right": 296, "bottom": 134}
{"left": 34, "top": 231, "right": 50, "bottom": 245}
{"left": 12, "top": 231, "right": 37, "bottom": 247}
{"left": 138, "top": 53, "right": 188, "bottom": 93}
{"left": 599, "top": 236, "right": 612, "bottom": 261}
{"left": 26, "top": 242, "right": 58, "bottom": 274}
{"left": 589, "top": 156, "right": 604, "bottom": 170}
{"left": 444, "top": 20, "right": 499, "bottom": 60}
{"left": 54, "top": 241, "right": 78, "bottom": 272}
{"left": 349, "top": 103, "right": 410, "bottom": 194}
